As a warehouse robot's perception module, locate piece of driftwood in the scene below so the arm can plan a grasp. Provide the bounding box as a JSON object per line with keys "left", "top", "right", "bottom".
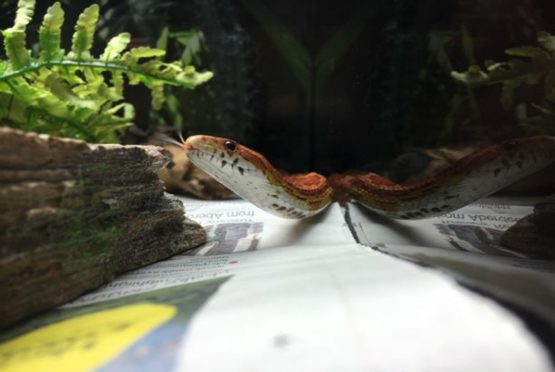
{"left": 122, "top": 125, "right": 236, "bottom": 199}
{"left": 500, "top": 202, "right": 555, "bottom": 259}
{"left": 0, "top": 127, "right": 206, "bottom": 329}
{"left": 157, "top": 143, "right": 236, "bottom": 199}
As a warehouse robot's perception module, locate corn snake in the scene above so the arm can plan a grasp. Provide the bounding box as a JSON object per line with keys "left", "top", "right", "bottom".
{"left": 181, "top": 135, "right": 555, "bottom": 219}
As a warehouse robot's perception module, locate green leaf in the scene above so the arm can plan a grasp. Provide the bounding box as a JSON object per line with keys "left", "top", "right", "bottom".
{"left": 453, "top": 28, "right": 555, "bottom": 135}
{"left": 9, "top": 0, "right": 35, "bottom": 33}
{"left": 101, "top": 32, "right": 130, "bottom": 61}
{"left": 171, "top": 29, "right": 205, "bottom": 66}
{"left": 39, "top": 2, "right": 64, "bottom": 61}
{"left": 163, "top": 93, "right": 183, "bottom": 128}
{"left": 451, "top": 65, "right": 488, "bottom": 84}
{"left": 70, "top": 4, "right": 99, "bottom": 59}
{"left": 125, "top": 47, "right": 166, "bottom": 61}
{"left": 111, "top": 71, "right": 124, "bottom": 99}
{"left": 176, "top": 67, "right": 214, "bottom": 88}
{"left": 2, "top": 31, "right": 29, "bottom": 69}
{"left": 538, "top": 32, "right": 555, "bottom": 54}
{"left": 156, "top": 26, "right": 169, "bottom": 51}
{"left": 0, "top": 1, "right": 213, "bottom": 143}
{"left": 151, "top": 81, "right": 165, "bottom": 110}
{"left": 505, "top": 46, "right": 544, "bottom": 58}
{"left": 2, "top": 0, "right": 35, "bottom": 68}
{"left": 43, "top": 74, "right": 98, "bottom": 110}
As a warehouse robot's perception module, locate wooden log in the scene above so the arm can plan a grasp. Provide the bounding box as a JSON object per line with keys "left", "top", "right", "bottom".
{"left": 0, "top": 127, "right": 206, "bottom": 329}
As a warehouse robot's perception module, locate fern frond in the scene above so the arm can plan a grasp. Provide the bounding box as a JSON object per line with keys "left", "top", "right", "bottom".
{"left": 39, "top": 2, "right": 64, "bottom": 61}
{"left": 453, "top": 31, "right": 555, "bottom": 134}
{"left": 70, "top": 4, "right": 99, "bottom": 60}
{"left": 43, "top": 74, "right": 97, "bottom": 110}
{"left": 2, "top": 32, "right": 28, "bottom": 69}
{"left": 176, "top": 66, "right": 214, "bottom": 88}
{"left": 2, "top": 0, "right": 36, "bottom": 69}
{"left": 151, "top": 81, "right": 165, "bottom": 110}
{"left": 0, "top": 1, "right": 213, "bottom": 143}
{"left": 111, "top": 71, "right": 124, "bottom": 98}
{"left": 10, "top": 0, "right": 35, "bottom": 33}
{"left": 123, "top": 47, "right": 166, "bottom": 64}
{"left": 538, "top": 32, "right": 555, "bottom": 54}
{"left": 101, "top": 32, "right": 130, "bottom": 61}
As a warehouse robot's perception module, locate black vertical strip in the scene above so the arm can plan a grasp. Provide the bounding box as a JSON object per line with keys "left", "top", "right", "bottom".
{"left": 307, "top": 0, "right": 317, "bottom": 171}
{"left": 342, "top": 203, "right": 361, "bottom": 244}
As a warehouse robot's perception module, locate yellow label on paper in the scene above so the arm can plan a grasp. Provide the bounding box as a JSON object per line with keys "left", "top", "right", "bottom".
{"left": 0, "top": 303, "right": 177, "bottom": 372}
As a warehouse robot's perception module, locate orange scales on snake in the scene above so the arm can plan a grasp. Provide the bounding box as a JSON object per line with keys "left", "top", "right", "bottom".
{"left": 183, "top": 135, "right": 333, "bottom": 218}
{"left": 183, "top": 135, "right": 555, "bottom": 220}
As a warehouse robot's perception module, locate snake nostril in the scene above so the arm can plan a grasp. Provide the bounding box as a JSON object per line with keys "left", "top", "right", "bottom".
{"left": 224, "top": 140, "right": 237, "bottom": 151}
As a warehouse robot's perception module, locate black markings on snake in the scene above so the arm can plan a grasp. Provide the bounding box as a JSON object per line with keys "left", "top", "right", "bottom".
{"left": 221, "top": 160, "right": 227, "bottom": 168}
{"left": 238, "top": 166, "right": 245, "bottom": 175}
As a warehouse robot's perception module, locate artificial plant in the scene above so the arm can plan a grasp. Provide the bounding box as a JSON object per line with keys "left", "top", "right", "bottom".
{"left": 452, "top": 31, "right": 555, "bottom": 135}
{"left": 0, "top": 0, "right": 213, "bottom": 143}
{"left": 153, "top": 27, "right": 208, "bottom": 130}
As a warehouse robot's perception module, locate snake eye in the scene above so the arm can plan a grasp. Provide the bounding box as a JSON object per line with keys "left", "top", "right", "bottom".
{"left": 224, "top": 140, "right": 237, "bottom": 151}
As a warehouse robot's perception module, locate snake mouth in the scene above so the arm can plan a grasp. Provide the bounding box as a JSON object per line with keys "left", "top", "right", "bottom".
{"left": 183, "top": 135, "right": 204, "bottom": 152}
{"left": 184, "top": 135, "right": 225, "bottom": 157}
{"left": 182, "top": 142, "right": 195, "bottom": 151}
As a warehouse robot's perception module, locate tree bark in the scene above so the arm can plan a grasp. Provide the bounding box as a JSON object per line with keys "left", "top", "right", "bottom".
{"left": 0, "top": 127, "right": 206, "bottom": 329}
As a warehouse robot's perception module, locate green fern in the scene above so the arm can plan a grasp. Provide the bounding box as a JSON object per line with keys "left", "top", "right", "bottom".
{"left": 39, "top": 2, "right": 64, "bottom": 62}
{"left": 0, "top": 0, "right": 213, "bottom": 143}
{"left": 452, "top": 31, "right": 555, "bottom": 134}
{"left": 70, "top": 4, "right": 99, "bottom": 60}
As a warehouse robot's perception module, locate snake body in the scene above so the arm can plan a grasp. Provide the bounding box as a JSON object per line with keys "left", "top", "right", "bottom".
{"left": 183, "top": 135, "right": 555, "bottom": 220}
{"left": 183, "top": 135, "right": 333, "bottom": 218}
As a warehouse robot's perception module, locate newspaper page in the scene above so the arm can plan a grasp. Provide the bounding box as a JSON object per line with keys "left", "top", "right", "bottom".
{"left": 0, "top": 197, "right": 552, "bottom": 371}
{"left": 347, "top": 196, "right": 555, "bottom": 328}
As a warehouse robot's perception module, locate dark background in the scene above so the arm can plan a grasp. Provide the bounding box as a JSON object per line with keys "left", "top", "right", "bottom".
{"left": 2, "top": 0, "right": 555, "bottom": 174}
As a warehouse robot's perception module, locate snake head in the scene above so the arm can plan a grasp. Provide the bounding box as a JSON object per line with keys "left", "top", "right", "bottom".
{"left": 182, "top": 135, "right": 255, "bottom": 183}
{"left": 183, "top": 135, "right": 242, "bottom": 156}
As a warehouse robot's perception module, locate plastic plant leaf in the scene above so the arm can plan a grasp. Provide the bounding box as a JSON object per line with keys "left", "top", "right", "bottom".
{"left": 39, "top": 2, "right": 64, "bottom": 61}
{"left": 70, "top": 4, "right": 99, "bottom": 60}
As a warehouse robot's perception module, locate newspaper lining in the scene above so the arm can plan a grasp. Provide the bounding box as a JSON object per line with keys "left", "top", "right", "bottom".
{"left": 1, "top": 196, "right": 553, "bottom": 372}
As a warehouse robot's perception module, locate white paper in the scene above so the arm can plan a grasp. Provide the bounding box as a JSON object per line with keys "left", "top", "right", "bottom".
{"left": 348, "top": 196, "right": 555, "bottom": 334}
{"left": 176, "top": 244, "right": 551, "bottom": 372}
{"left": 64, "top": 196, "right": 355, "bottom": 307}
{"left": 347, "top": 197, "right": 544, "bottom": 256}
{"left": 50, "top": 196, "right": 555, "bottom": 371}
